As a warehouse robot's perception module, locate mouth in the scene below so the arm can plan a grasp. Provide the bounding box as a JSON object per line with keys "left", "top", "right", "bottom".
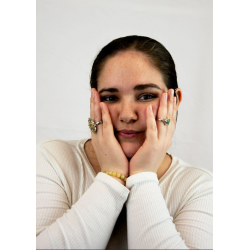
{"left": 116, "top": 129, "right": 143, "bottom": 139}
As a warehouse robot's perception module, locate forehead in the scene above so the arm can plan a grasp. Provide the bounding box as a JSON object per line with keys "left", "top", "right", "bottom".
{"left": 98, "top": 50, "right": 167, "bottom": 91}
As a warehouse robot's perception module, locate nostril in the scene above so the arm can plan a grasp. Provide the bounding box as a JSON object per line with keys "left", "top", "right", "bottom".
{"left": 120, "top": 116, "right": 137, "bottom": 124}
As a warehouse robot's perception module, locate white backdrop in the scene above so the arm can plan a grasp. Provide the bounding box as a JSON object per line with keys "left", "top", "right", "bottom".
{"left": 37, "top": 0, "right": 213, "bottom": 172}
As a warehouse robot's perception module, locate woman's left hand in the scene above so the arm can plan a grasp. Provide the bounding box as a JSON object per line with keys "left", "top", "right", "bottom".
{"left": 129, "top": 89, "right": 177, "bottom": 176}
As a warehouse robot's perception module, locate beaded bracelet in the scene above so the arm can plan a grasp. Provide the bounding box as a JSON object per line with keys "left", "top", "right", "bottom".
{"left": 104, "top": 171, "right": 127, "bottom": 182}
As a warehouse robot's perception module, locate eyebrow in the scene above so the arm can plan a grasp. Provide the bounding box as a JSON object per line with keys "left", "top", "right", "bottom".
{"left": 134, "top": 83, "right": 162, "bottom": 91}
{"left": 98, "top": 83, "right": 163, "bottom": 94}
{"left": 99, "top": 88, "right": 119, "bottom": 94}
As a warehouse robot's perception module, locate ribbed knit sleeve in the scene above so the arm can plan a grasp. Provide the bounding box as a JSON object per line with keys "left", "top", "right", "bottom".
{"left": 36, "top": 144, "right": 129, "bottom": 249}
{"left": 126, "top": 171, "right": 212, "bottom": 249}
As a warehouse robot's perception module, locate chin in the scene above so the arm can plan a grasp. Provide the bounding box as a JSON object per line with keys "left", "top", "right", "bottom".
{"left": 119, "top": 141, "right": 142, "bottom": 159}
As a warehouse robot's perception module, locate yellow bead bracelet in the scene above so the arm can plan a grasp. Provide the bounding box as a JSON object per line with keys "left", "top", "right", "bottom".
{"left": 104, "top": 171, "right": 127, "bottom": 182}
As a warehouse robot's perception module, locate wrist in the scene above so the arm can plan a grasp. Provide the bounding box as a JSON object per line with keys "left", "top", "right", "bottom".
{"left": 103, "top": 171, "right": 128, "bottom": 185}
{"left": 110, "top": 176, "right": 126, "bottom": 185}
{"left": 129, "top": 170, "right": 143, "bottom": 176}
{"left": 102, "top": 168, "right": 128, "bottom": 178}
{"left": 129, "top": 170, "right": 156, "bottom": 176}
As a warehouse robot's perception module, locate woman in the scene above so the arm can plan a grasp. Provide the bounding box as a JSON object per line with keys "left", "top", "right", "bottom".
{"left": 36, "top": 35, "right": 213, "bottom": 249}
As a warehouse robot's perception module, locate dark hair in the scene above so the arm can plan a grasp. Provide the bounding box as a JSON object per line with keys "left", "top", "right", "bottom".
{"left": 90, "top": 35, "right": 178, "bottom": 90}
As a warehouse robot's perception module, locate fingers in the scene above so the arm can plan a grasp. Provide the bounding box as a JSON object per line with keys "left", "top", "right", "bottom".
{"left": 157, "top": 92, "right": 168, "bottom": 139}
{"left": 167, "top": 89, "right": 174, "bottom": 119}
{"left": 90, "top": 88, "right": 115, "bottom": 137}
{"left": 173, "top": 96, "right": 177, "bottom": 123}
{"left": 157, "top": 89, "right": 178, "bottom": 141}
{"left": 93, "top": 89, "right": 102, "bottom": 122}
{"left": 146, "top": 105, "right": 158, "bottom": 143}
{"left": 169, "top": 89, "right": 178, "bottom": 128}
{"left": 100, "top": 102, "right": 114, "bottom": 138}
{"left": 157, "top": 92, "right": 168, "bottom": 119}
{"left": 90, "top": 88, "right": 103, "bottom": 135}
{"left": 90, "top": 88, "right": 94, "bottom": 119}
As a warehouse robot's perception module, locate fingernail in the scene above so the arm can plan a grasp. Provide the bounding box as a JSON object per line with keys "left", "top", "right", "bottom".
{"left": 149, "top": 104, "right": 152, "bottom": 112}
{"left": 165, "top": 93, "right": 168, "bottom": 100}
{"left": 172, "top": 89, "right": 174, "bottom": 96}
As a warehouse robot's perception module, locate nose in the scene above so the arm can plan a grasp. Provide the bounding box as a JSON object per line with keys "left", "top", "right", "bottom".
{"left": 119, "top": 99, "right": 138, "bottom": 124}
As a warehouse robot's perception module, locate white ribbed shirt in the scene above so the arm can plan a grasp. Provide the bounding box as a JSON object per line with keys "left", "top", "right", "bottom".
{"left": 36, "top": 139, "right": 213, "bottom": 249}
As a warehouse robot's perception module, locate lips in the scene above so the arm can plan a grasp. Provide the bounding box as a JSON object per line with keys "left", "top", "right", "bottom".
{"left": 117, "top": 129, "right": 142, "bottom": 138}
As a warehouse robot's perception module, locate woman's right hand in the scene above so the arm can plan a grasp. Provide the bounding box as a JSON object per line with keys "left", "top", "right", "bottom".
{"left": 90, "top": 88, "right": 129, "bottom": 183}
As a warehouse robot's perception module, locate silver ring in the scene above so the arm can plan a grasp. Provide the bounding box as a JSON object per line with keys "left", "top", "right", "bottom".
{"left": 158, "top": 118, "right": 170, "bottom": 126}
{"left": 88, "top": 117, "right": 103, "bottom": 134}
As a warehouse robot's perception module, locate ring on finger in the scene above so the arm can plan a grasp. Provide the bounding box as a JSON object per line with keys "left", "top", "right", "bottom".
{"left": 88, "top": 117, "right": 103, "bottom": 134}
{"left": 158, "top": 118, "right": 171, "bottom": 126}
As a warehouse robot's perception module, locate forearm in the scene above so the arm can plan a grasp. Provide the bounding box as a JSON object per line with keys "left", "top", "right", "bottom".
{"left": 126, "top": 172, "right": 188, "bottom": 249}
{"left": 37, "top": 173, "right": 129, "bottom": 249}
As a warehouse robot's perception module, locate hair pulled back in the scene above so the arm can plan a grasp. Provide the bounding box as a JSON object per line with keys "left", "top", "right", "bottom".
{"left": 90, "top": 35, "right": 178, "bottom": 90}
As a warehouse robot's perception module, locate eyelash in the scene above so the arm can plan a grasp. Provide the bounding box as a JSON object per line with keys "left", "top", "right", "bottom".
{"left": 100, "top": 93, "right": 158, "bottom": 102}
{"left": 100, "top": 96, "right": 118, "bottom": 102}
{"left": 138, "top": 93, "right": 157, "bottom": 100}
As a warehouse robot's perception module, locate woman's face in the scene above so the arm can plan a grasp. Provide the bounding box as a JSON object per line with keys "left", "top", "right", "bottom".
{"left": 97, "top": 50, "right": 168, "bottom": 159}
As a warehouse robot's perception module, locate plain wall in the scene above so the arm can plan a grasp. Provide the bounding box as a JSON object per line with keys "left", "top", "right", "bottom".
{"left": 37, "top": 0, "right": 213, "bottom": 172}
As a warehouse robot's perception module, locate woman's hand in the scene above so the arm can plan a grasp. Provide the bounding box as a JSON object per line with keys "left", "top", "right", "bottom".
{"left": 129, "top": 89, "right": 177, "bottom": 176}
{"left": 90, "top": 88, "right": 129, "bottom": 182}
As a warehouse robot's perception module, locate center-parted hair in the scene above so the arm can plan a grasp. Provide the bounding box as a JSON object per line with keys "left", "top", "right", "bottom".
{"left": 90, "top": 35, "right": 178, "bottom": 90}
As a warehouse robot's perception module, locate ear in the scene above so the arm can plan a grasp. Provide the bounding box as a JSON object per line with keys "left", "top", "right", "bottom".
{"left": 175, "top": 88, "right": 182, "bottom": 109}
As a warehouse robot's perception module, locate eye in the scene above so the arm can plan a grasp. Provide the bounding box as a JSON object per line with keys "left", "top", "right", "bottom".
{"left": 138, "top": 93, "right": 157, "bottom": 101}
{"left": 100, "top": 95, "right": 118, "bottom": 102}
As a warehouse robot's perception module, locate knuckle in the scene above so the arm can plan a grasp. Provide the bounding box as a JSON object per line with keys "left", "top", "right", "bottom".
{"left": 103, "top": 121, "right": 109, "bottom": 129}
{"left": 151, "top": 124, "right": 157, "bottom": 131}
{"left": 103, "top": 121, "right": 107, "bottom": 128}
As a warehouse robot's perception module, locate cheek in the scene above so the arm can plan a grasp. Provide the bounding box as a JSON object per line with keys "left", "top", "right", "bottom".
{"left": 106, "top": 106, "right": 118, "bottom": 124}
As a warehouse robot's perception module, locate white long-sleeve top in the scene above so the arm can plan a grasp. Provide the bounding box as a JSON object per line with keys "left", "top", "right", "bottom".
{"left": 36, "top": 139, "right": 213, "bottom": 249}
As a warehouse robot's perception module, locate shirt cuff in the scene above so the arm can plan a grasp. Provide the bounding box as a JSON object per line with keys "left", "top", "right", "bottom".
{"left": 126, "top": 172, "right": 159, "bottom": 190}
{"left": 95, "top": 172, "right": 130, "bottom": 197}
